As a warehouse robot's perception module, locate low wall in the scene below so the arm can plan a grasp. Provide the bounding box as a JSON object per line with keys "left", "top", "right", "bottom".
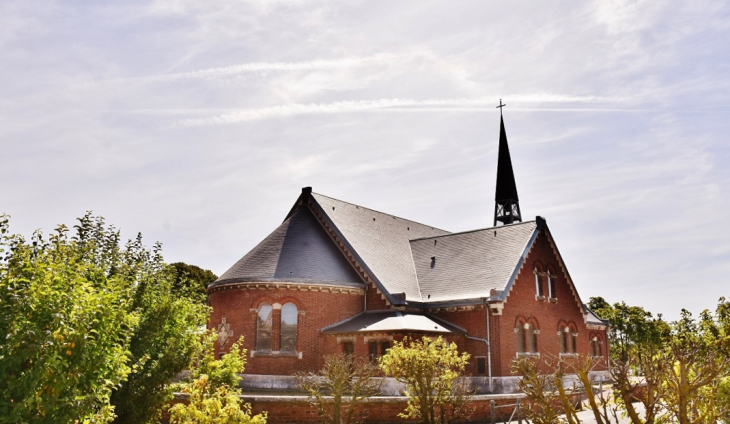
{"left": 239, "top": 374, "right": 528, "bottom": 395}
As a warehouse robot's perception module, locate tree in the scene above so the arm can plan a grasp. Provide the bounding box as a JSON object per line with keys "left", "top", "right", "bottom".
{"left": 0, "top": 214, "right": 136, "bottom": 423}
{"left": 661, "top": 304, "right": 730, "bottom": 424}
{"left": 0, "top": 213, "right": 209, "bottom": 424}
{"left": 379, "top": 336, "right": 473, "bottom": 424}
{"left": 515, "top": 298, "right": 730, "bottom": 424}
{"left": 511, "top": 356, "right": 579, "bottom": 424}
{"left": 588, "top": 297, "right": 669, "bottom": 424}
{"left": 169, "top": 334, "right": 267, "bottom": 424}
{"left": 110, "top": 260, "right": 209, "bottom": 424}
{"left": 169, "top": 262, "right": 218, "bottom": 303}
{"left": 295, "top": 354, "right": 381, "bottom": 424}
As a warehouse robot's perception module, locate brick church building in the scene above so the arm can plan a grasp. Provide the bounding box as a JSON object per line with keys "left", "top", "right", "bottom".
{"left": 208, "top": 112, "right": 609, "bottom": 392}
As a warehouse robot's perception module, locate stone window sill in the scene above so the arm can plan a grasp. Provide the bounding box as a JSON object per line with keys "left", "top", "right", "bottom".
{"left": 251, "top": 350, "right": 302, "bottom": 359}
{"left": 548, "top": 297, "right": 558, "bottom": 303}
{"left": 535, "top": 295, "right": 545, "bottom": 301}
{"left": 516, "top": 352, "right": 540, "bottom": 358}
{"left": 559, "top": 353, "right": 578, "bottom": 358}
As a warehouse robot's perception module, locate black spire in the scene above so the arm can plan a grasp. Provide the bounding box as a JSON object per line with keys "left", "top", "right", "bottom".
{"left": 494, "top": 101, "right": 522, "bottom": 226}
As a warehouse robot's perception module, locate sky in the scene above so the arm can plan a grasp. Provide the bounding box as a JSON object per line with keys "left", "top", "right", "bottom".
{"left": 1, "top": 0, "right": 729, "bottom": 321}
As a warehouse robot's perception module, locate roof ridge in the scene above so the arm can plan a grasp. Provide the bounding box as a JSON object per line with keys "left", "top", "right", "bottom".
{"left": 312, "top": 192, "right": 451, "bottom": 233}
{"left": 409, "top": 219, "right": 538, "bottom": 242}
{"left": 408, "top": 240, "right": 424, "bottom": 302}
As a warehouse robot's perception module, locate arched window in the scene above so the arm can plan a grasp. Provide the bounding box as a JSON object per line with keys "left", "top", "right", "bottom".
{"left": 559, "top": 322, "right": 577, "bottom": 354}
{"left": 547, "top": 267, "right": 557, "bottom": 299}
{"left": 534, "top": 268, "right": 544, "bottom": 298}
{"left": 516, "top": 317, "right": 539, "bottom": 355}
{"left": 591, "top": 334, "right": 603, "bottom": 357}
{"left": 526, "top": 322, "right": 537, "bottom": 353}
{"left": 256, "top": 303, "right": 273, "bottom": 351}
{"left": 280, "top": 302, "right": 298, "bottom": 352}
{"left": 516, "top": 321, "right": 526, "bottom": 353}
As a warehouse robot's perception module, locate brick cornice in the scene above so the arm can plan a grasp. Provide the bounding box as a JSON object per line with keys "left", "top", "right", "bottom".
{"left": 208, "top": 281, "right": 364, "bottom": 295}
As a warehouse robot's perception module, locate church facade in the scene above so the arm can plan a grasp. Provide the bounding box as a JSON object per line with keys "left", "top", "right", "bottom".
{"left": 208, "top": 114, "right": 609, "bottom": 392}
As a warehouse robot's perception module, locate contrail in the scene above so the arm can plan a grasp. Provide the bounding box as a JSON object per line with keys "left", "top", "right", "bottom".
{"left": 174, "top": 95, "right": 628, "bottom": 127}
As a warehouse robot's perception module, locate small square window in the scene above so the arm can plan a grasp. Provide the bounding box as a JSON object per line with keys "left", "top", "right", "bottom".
{"left": 476, "top": 357, "right": 486, "bottom": 374}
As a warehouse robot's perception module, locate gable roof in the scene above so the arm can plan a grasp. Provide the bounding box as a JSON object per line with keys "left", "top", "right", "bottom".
{"left": 308, "top": 192, "right": 450, "bottom": 302}
{"left": 410, "top": 221, "right": 538, "bottom": 303}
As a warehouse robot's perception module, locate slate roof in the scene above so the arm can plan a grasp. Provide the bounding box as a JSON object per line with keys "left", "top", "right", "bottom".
{"left": 321, "top": 310, "right": 466, "bottom": 334}
{"left": 410, "top": 221, "right": 538, "bottom": 303}
{"left": 214, "top": 189, "right": 551, "bottom": 308}
{"left": 214, "top": 207, "right": 363, "bottom": 287}
{"left": 311, "top": 193, "right": 450, "bottom": 302}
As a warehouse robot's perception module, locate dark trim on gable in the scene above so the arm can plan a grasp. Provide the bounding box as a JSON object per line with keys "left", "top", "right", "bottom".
{"left": 306, "top": 193, "right": 398, "bottom": 306}
{"left": 283, "top": 187, "right": 312, "bottom": 222}
{"left": 497, "top": 216, "right": 544, "bottom": 302}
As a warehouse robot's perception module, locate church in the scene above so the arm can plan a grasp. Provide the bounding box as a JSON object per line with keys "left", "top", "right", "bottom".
{"left": 208, "top": 111, "right": 609, "bottom": 393}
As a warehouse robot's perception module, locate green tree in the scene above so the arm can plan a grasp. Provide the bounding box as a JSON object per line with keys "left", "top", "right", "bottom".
{"left": 379, "top": 336, "right": 472, "bottom": 424}
{"left": 589, "top": 297, "right": 669, "bottom": 424}
{"left": 516, "top": 298, "right": 730, "bottom": 424}
{"left": 296, "top": 354, "right": 381, "bottom": 424}
{"left": 169, "top": 262, "right": 218, "bottom": 303}
{"left": 0, "top": 214, "right": 136, "bottom": 423}
{"left": 662, "top": 303, "right": 730, "bottom": 424}
{"left": 0, "top": 213, "right": 209, "bottom": 424}
{"left": 169, "top": 334, "right": 267, "bottom": 424}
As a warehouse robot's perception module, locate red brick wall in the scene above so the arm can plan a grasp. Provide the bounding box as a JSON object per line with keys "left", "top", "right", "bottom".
{"left": 245, "top": 395, "right": 525, "bottom": 424}
{"left": 498, "top": 230, "right": 608, "bottom": 375}
{"left": 365, "top": 282, "right": 390, "bottom": 310}
{"left": 432, "top": 308, "right": 491, "bottom": 376}
{"left": 209, "top": 285, "right": 364, "bottom": 374}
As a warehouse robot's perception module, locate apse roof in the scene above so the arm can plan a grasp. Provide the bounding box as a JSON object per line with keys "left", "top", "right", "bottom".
{"left": 214, "top": 207, "right": 364, "bottom": 287}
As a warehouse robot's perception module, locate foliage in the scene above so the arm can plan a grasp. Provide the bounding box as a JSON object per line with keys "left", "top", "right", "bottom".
{"left": 0, "top": 214, "right": 135, "bottom": 423}
{"left": 295, "top": 354, "right": 381, "bottom": 424}
{"left": 588, "top": 297, "right": 668, "bottom": 424}
{"left": 169, "top": 262, "right": 218, "bottom": 303}
{"left": 511, "top": 356, "right": 579, "bottom": 424}
{"left": 0, "top": 213, "right": 209, "bottom": 424}
{"left": 515, "top": 298, "right": 730, "bottom": 424}
{"left": 110, "top": 260, "right": 209, "bottom": 423}
{"left": 169, "top": 334, "right": 267, "bottom": 424}
{"left": 379, "top": 336, "right": 473, "bottom": 424}
{"left": 661, "top": 304, "right": 730, "bottom": 424}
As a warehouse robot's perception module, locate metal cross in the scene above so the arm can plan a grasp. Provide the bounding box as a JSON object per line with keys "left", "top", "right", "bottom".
{"left": 496, "top": 99, "right": 506, "bottom": 115}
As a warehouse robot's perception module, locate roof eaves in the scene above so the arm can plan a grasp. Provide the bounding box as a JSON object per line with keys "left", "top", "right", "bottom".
{"left": 405, "top": 297, "right": 488, "bottom": 309}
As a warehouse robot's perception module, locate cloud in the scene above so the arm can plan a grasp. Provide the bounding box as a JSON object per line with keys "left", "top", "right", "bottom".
{"left": 81, "top": 54, "right": 399, "bottom": 87}
{"left": 174, "top": 95, "right": 629, "bottom": 126}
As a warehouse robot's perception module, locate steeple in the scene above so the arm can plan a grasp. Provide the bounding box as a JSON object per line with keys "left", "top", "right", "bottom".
{"left": 494, "top": 101, "right": 522, "bottom": 226}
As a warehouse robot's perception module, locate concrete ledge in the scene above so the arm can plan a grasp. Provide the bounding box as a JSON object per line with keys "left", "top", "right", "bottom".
{"left": 238, "top": 374, "right": 527, "bottom": 395}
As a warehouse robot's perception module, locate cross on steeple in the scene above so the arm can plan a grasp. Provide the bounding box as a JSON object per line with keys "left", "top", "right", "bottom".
{"left": 496, "top": 99, "right": 506, "bottom": 116}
